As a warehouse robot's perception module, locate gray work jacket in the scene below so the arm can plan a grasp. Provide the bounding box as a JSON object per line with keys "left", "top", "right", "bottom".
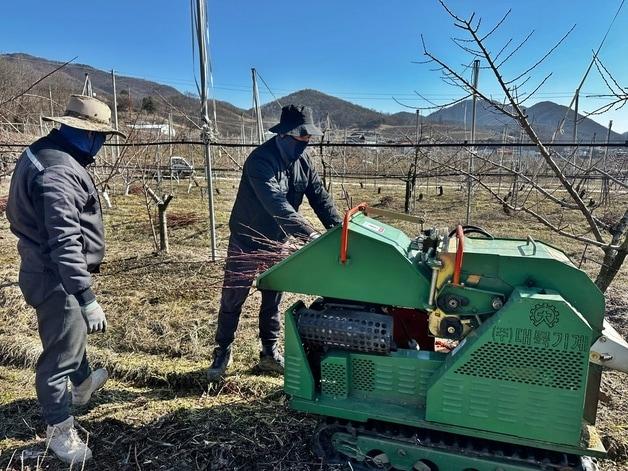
{"left": 7, "top": 130, "right": 104, "bottom": 307}
{"left": 229, "top": 136, "right": 341, "bottom": 248}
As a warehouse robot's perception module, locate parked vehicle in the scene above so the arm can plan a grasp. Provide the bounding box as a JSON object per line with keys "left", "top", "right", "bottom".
{"left": 169, "top": 156, "right": 194, "bottom": 178}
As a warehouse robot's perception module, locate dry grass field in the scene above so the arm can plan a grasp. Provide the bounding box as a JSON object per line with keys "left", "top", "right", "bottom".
{"left": 0, "top": 170, "right": 626, "bottom": 470}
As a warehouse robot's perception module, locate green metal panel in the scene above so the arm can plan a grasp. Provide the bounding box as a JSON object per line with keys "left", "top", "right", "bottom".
{"left": 256, "top": 214, "right": 432, "bottom": 309}
{"left": 283, "top": 303, "right": 315, "bottom": 400}
{"left": 426, "top": 287, "right": 593, "bottom": 446}
{"left": 321, "top": 352, "right": 350, "bottom": 399}
{"left": 461, "top": 237, "right": 605, "bottom": 334}
{"left": 320, "top": 350, "right": 445, "bottom": 406}
{"left": 284, "top": 297, "right": 604, "bottom": 457}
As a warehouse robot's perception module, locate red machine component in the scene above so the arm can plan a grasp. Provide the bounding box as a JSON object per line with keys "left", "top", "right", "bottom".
{"left": 340, "top": 202, "right": 368, "bottom": 264}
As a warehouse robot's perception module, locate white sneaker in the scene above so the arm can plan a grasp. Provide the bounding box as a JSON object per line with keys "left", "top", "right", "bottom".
{"left": 46, "top": 416, "right": 92, "bottom": 464}
{"left": 72, "top": 369, "right": 109, "bottom": 406}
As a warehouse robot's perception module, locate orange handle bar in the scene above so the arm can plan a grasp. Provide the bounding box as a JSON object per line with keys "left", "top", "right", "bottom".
{"left": 340, "top": 202, "right": 368, "bottom": 264}
{"left": 453, "top": 224, "right": 464, "bottom": 285}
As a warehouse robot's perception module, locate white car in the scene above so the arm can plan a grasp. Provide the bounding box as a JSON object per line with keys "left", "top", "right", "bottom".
{"left": 170, "top": 156, "right": 194, "bottom": 178}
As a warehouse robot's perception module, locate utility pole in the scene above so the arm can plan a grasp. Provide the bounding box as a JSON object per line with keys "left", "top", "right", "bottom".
{"left": 240, "top": 114, "right": 245, "bottom": 144}
{"left": 342, "top": 129, "right": 347, "bottom": 187}
{"left": 48, "top": 85, "right": 54, "bottom": 116}
{"left": 82, "top": 73, "right": 93, "bottom": 97}
{"left": 415, "top": 109, "right": 420, "bottom": 143}
{"left": 603, "top": 120, "right": 613, "bottom": 169}
{"left": 240, "top": 114, "right": 246, "bottom": 166}
{"left": 498, "top": 125, "right": 507, "bottom": 194}
{"left": 251, "top": 68, "right": 264, "bottom": 144}
{"left": 586, "top": 132, "right": 596, "bottom": 191}
{"left": 412, "top": 109, "right": 421, "bottom": 211}
{"left": 168, "top": 112, "right": 173, "bottom": 156}
{"left": 465, "top": 59, "right": 480, "bottom": 225}
{"left": 601, "top": 120, "right": 613, "bottom": 206}
{"left": 194, "top": 0, "right": 217, "bottom": 260}
{"left": 111, "top": 70, "right": 120, "bottom": 159}
{"left": 573, "top": 88, "right": 580, "bottom": 145}
{"left": 572, "top": 88, "right": 580, "bottom": 168}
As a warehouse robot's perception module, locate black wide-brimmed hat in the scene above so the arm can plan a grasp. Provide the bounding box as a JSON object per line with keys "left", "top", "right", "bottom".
{"left": 269, "top": 105, "right": 323, "bottom": 136}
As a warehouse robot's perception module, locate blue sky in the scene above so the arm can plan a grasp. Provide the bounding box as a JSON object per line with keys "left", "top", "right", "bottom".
{"left": 2, "top": 1, "right": 627, "bottom": 131}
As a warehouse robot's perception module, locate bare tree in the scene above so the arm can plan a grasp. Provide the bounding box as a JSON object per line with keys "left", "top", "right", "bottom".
{"left": 420, "top": 1, "right": 627, "bottom": 292}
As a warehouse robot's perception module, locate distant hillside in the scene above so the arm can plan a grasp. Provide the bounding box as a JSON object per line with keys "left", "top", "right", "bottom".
{"left": 387, "top": 111, "right": 417, "bottom": 125}
{"left": 1, "top": 53, "right": 623, "bottom": 142}
{"left": 424, "top": 98, "right": 622, "bottom": 142}
{"left": 0, "top": 53, "right": 249, "bottom": 136}
{"left": 254, "top": 89, "right": 386, "bottom": 130}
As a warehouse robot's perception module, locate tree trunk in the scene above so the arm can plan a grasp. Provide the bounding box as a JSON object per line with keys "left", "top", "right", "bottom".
{"left": 157, "top": 195, "right": 174, "bottom": 253}
{"left": 594, "top": 210, "right": 628, "bottom": 292}
{"left": 595, "top": 237, "right": 628, "bottom": 292}
{"left": 404, "top": 180, "right": 411, "bottom": 214}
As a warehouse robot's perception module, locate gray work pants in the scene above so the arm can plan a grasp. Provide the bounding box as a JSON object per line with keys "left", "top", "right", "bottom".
{"left": 214, "top": 236, "right": 282, "bottom": 350}
{"left": 19, "top": 273, "right": 91, "bottom": 426}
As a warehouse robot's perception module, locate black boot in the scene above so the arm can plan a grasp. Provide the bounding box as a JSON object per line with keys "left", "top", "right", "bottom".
{"left": 257, "top": 344, "right": 284, "bottom": 374}
{"left": 207, "top": 346, "right": 232, "bottom": 381}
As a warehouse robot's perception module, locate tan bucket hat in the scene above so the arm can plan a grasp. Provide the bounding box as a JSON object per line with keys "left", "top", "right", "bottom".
{"left": 43, "top": 94, "right": 127, "bottom": 138}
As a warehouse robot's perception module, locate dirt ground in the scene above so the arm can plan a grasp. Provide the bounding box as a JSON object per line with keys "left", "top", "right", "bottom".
{"left": 0, "top": 173, "right": 626, "bottom": 470}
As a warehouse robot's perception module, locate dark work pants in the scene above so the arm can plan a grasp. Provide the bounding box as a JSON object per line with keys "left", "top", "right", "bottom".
{"left": 214, "top": 236, "right": 282, "bottom": 350}
{"left": 20, "top": 275, "right": 91, "bottom": 426}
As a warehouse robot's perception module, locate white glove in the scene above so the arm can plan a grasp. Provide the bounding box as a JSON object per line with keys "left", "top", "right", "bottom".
{"left": 80, "top": 300, "right": 107, "bottom": 334}
{"left": 308, "top": 232, "right": 321, "bottom": 241}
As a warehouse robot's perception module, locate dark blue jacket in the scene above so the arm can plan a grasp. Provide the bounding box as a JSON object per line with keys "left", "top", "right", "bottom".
{"left": 7, "top": 129, "right": 103, "bottom": 307}
{"left": 229, "top": 136, "right": 341, "bottom": 248}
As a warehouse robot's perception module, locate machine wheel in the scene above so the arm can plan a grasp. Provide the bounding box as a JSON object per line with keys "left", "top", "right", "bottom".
{"left": 448, "top": 225, "right": 493, "bottom": 239}
{"left": 312, "top": 423, "right": 394, "bottom": 470}
{"left": 359, "top": 450, "right": 392, "bottom": 470}
{"left": 312, "top": 422, "right": 346, "bottom": 465}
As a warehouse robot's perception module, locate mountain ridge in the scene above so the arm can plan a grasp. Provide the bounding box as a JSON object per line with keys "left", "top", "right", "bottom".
{"left": 1, "top": 52, "right": 623, "bottom": 141}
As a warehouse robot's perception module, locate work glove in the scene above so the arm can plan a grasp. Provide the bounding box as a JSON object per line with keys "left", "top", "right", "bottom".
{"left": 80, "top": 300, "right": 107, "bottom": 334}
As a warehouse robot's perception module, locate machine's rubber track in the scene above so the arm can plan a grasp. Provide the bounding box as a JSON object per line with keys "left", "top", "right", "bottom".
{"left": 313, "top": 419, "right": 599, "bottom": 471}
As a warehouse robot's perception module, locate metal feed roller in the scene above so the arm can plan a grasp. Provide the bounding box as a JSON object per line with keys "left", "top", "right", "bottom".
{"left": 296, "top": 307, "right": 393, "bottom": 354}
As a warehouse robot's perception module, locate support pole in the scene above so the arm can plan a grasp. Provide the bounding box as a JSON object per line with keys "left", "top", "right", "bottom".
{"left": 82, "top": 73, "right": 93, "bottom": 97}
{"left": 603, "top": 120, "right": 613, "bottom": 169}
{"left": 252, "top": 68, "right": 264, "bottom": 144}
{"left": 195, "top": 0, "right": 217, "bottom": 261}
{"left": 48, "top": 85, "right": 54, "bottom": 116}
{"left": 573, "top": 88, "right": 580, "bottom": 145}
{"left": 465, "top": 59, "right": 480, "bottom": 224}
{"left": 497, "top": 125, "right": 507, "bottom": 194}
{"left": 111, "top": 70, "right": 120, "bottom": 159}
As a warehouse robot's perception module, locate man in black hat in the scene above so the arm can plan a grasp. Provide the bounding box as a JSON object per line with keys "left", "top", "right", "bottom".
{"left": 208, "top": 105, "right": 341, "bottom": 380}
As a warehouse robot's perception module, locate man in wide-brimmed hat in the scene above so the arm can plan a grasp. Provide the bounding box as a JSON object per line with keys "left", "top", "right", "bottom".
{"left": 7, "top": 94, "right": 125, "bottom": 464}
{"left": 207, "top": 105, "right": 342, "bottom": 381}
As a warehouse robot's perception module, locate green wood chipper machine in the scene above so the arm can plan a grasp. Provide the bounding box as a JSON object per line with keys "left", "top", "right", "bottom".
{"left": 256, "top": 203, "right": 628, "bottom": 471}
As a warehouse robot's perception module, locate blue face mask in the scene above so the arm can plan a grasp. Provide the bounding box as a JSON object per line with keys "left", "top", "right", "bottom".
{"left": 59, "top": 125, "right": 106, "bottom": 157}
{"left": 277, "top": 135, "right": 308, "bottom": 162}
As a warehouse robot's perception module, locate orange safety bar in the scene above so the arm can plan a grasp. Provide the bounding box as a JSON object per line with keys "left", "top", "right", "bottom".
{"left": 453, "top": 224, "right": 464, "bottom": 285}
{"left": 340, "top": 202, "right": 368, "bottom": 264}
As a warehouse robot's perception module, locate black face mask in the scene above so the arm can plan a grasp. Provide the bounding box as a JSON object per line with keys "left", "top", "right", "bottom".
{"left": 278, "top": 135, "right": 308, "bottom": 162}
